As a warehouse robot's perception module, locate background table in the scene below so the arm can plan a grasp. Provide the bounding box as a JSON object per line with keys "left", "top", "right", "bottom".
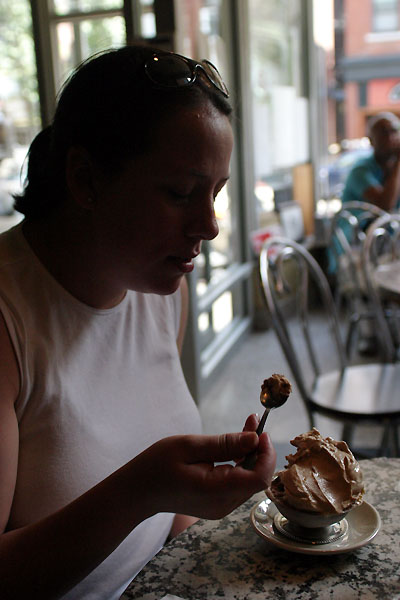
{"left": 374, "top": 260, "right": 400, "bottom": 302}
{"left": 121, "top": 458, "right": 400, "bottom": 600}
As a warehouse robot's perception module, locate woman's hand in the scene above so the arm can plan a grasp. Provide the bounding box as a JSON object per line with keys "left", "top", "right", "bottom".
{"left": 134, "top": 429, "right": 276, "bottom": 521}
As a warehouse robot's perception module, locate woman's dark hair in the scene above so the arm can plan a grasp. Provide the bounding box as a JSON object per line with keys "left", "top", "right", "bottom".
{"left": 14, "top": 44, "right": 232, "bottom": 219}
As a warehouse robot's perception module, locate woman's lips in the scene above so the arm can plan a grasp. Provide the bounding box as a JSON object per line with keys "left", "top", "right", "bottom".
{"left": 168, "top": 255, "right": 197, "bottom": 273}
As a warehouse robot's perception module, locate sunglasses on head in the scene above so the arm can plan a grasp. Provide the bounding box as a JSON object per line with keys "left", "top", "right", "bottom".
{"left": 144, "top": 52, "right": 229, "bottom": 98}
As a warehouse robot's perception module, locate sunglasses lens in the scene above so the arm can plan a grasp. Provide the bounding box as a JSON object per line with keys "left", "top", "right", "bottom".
{"left": 201, "top": 60, "right": 229, "bottom": 96}
{"left": 145, "top": 54, "right": 229, "bottom": 98}
{"left": 145, "top": 55, "right": 194, "bottom": 88}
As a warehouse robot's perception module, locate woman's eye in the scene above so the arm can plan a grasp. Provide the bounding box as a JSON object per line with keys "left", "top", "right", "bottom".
{"left": 169, "top": 190, "right": 191, "bottom": 202}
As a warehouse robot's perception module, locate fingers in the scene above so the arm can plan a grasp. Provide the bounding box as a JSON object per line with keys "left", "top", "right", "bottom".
{"left": 211, "top": 432, "right": 276, "bottom": 488}
{"left": 190, "top": 431, "right": 259, "bottom": 463}
{"left": 252, "top": 432, "right": 277, "bottom": 485}
{"left": 205, "top": 433, "right": 276, "bottom": 513}
{"left": 179, "top": 430, "right": 276, "bottom": 487}
{"left": 242, "top": 413, "right": 260, "bottom": 432}
{"left": 236, "top": 414, "right": 260, "bottom": 466}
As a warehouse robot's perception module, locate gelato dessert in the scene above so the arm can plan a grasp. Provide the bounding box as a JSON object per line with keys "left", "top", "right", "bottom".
{"left": 260, "top": 374, "right": 291, "bottom": 407}
{"left": 267, "top": 428, "right": 364, "bottom": 515}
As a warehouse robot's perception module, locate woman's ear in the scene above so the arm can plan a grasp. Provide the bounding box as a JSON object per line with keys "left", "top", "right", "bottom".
{"left": 65, "top": 146, "right": 98, "bottom": 209}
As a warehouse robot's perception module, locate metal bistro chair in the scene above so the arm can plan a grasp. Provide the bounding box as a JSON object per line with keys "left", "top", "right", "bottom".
{"left": 329, "top": 201, "right": 388, "bottom": 357}
{"left": 362, "top": 213, "right": 400, "bottom": 363}
{"left": 259, "top": 236, "right": 400, "bottom": 457}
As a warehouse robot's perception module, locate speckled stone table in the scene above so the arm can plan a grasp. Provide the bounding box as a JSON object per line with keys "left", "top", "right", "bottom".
{"left": 121, "top": 458, "right": 400, "bottom": 600}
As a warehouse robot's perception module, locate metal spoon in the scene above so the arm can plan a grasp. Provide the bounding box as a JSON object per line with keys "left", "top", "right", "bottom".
{"left": 242, "top": 374, "right": 291, "bottom": 470}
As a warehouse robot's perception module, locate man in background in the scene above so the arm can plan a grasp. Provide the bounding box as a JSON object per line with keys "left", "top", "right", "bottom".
{"left": 342, "top": 111, "right": 400, "bottom": 211}
{"left": 335, "top": 112, "right": 400, "bottom": 356}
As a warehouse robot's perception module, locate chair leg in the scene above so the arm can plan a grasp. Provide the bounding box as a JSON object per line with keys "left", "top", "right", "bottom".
{"left": 379, "top": 422, "right": 392, "bottom": 456}
{"left": 345, "top": 316, "right": 360, "bottom": 359}
{"left": 307, "top": 407, "right": 315, "bottom": 430}
{"left": 392, "top": 423, "right": 400, "bottom": 457}
{"left": 341, "top": 423, "right": 354, "bottom": 446}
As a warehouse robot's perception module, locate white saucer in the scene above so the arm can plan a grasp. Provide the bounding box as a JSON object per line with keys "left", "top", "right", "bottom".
{"left": 250, "top": 498, "right": 381, "bottom": 555}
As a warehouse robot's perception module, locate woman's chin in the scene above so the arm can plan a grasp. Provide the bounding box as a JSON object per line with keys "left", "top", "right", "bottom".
{"left": 139, "top": 277, "right": 183, "bottom": 296}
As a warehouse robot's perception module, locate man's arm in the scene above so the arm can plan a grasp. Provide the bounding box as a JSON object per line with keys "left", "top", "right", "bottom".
{"left": 364, "top": 155, "right": 400, "bottom": 211}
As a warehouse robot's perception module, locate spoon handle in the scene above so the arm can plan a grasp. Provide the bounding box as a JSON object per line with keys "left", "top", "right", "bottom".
{"left": 256, "top": 406, "right": 271, "bottom": 436}
{"left": 241, "top": 407, "right": 271, "bottom": 470}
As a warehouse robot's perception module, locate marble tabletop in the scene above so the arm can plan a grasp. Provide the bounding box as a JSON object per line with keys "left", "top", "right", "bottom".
{"left": 121, "top": 458, "right": 400, "bottom": 600}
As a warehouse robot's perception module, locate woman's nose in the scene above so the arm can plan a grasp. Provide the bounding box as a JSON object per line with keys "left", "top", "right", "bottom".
{"left": 187, "top": 199, "right": 219, "bottom": 241}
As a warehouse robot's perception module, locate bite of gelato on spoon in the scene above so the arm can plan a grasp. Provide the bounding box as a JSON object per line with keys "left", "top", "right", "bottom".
{"left": 260, "top": 373, "right": 292, "bottom": 410}
{"left": 242, "top": 374, "right": 291, "bottom": 470}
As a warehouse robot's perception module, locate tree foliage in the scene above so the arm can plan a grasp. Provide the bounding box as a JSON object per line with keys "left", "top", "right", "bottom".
{"left": 0, "top": 0, "right": 38, "bottom": 121}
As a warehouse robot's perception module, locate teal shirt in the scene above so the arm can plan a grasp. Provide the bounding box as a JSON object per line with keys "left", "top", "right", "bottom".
{"left": 341, "top": 151, "right": 383, "bottom": 205}
{"left": 328, "top": 152, "right": 385, "bottom": 274}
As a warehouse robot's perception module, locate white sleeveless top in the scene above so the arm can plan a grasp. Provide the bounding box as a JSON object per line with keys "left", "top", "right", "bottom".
{"left": 0, "top": 224, "right": 202, "bottom": 599}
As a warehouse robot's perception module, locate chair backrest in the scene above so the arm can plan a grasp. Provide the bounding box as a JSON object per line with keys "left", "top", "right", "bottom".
{"left": 259, "top": 237, "right": 347, "bottom": 414}
{"left": 329, "top": 201, "right": 388, "bottom": 298}
{"left": 362, "top": 213, "right": 400, "bottom": 362}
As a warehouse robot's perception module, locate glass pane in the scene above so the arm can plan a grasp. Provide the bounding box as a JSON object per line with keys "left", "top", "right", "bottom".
{"left": 318, "top": 0, "right": 400, "bottom": 211}
{"left": 248, "top": 0, "right": 309, "bottom": 228}
{"left": 53, "top": 0, "right": 122, "bottom": 14}
{"left": 0, "top": 0, "right": 40, "bottom": 218}
{"left": 373, "top": 13, "right": 399, "bottom": 32}
{"left": 140, "top": 12, "right": 156, "bottom": 38}
{"left": 175, "top": 0, "right": 234, "bottom": 297}
{"left": 372, "top": 0, "right": 399, "bottom": 31}
{"left": 54, "top": 16, "right": 126, "bottom": 91}
{"left": 136, "top": 0, "right": 156, "bottom": 39}
{"left": 211, "top": 291, "right": 233, "bottom": 333}
{"left": 372, "top": 0, "right": 399, "bottom": 30}
{"left": 195, "top": 183, "right": 233, "bottom": 297}
{"left": 197, "top": 290, "right": 233, "bottom": 343}
{"left": 198, "top": 311, "right": 210, "bottom": 332}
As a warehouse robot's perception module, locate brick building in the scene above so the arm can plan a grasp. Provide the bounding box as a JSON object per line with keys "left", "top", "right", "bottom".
{"left": 338, "top": 0, "right": 400, "bottom": 139}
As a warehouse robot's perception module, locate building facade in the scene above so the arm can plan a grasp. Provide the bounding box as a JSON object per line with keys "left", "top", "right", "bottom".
{"left": 339, "top": 0, "right": 400, "bottom": 139}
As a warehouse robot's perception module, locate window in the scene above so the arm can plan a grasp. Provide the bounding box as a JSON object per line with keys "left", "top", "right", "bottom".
{"left": 135, "top": 0, "right": 156, "bottom": 38}
{"left": 372, "top": 0, "right": 399, "bottom": 33}
{"left": 248, "top": 0, "right": 309, "bottom": 227}
{"left": 49, "top": 0, "right": 126, "bottom": 92}
{"left": 176, "top": 0, "right": 239, "bottom": 315}
{"left": 0, "top": 0, "right": 40, "bottom": 217}
{"left": 175, "top": 0, "right": 253, "bottom": 398}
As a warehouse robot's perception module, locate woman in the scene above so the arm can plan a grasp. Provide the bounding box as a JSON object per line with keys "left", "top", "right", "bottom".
{"left": 0, "top": 45, "right": 276, "bottom": 599}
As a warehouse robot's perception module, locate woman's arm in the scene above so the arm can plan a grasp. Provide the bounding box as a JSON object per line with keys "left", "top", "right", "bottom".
{"left": 0, "top": 312, "right": 19, "bottom": 536}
